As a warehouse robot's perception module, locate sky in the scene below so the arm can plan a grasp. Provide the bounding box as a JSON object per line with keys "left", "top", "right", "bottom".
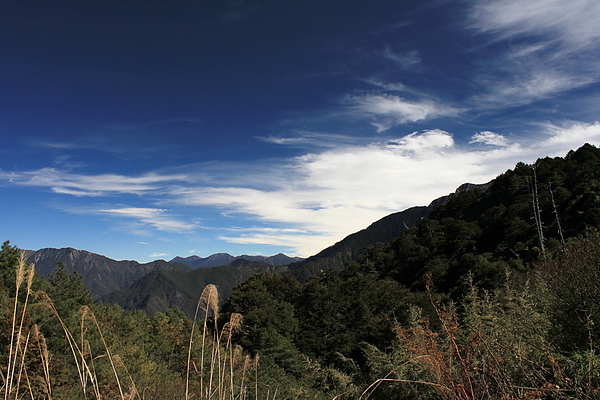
{"left": 1, "top": 0, "right": 600, "bottom": 262}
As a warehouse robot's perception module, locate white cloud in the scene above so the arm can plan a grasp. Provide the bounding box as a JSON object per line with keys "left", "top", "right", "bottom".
{"left": 543, "top": 121, "right": 600, "bottom": 147}
{"left": 349, "top": 94, "right": 459, "bottom": 132}
{"left": 149, "top": 252, "right": 168, "bottom": 258}
{"left": 388, "top": 129, "right": 455, "bottom": 153}
{"left": 470, "top": 131, "right": 510, "bottom": 147}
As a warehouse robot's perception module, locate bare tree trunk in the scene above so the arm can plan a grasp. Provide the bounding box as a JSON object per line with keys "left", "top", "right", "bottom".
{"left": 528, "top": 165, "right": 545, "bottom": 255}
{"left": 548, "top": 179, "right": 566, "bottom": 250}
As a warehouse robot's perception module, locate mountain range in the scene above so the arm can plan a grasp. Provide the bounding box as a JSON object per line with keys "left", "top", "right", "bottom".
{"left": 24, "top": 249, "right": 299, "bottom": 301}
{"left": 25, "top": 247, "right": 191, "bottom": 299}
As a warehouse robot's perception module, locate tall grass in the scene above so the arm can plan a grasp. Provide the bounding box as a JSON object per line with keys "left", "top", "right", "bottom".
{"left": 185, "top": 284, "right": 254, "bottom": 399}
{"left": 0, "top": 255, "right": 268, "bottom": 400}
{"left": 3, "top": 252, "right": 35, "bottom": 400}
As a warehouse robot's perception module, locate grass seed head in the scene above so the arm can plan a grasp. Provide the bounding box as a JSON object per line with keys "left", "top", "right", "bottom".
{"left": 200, "top": 284, "right": 220, "bottom": 319}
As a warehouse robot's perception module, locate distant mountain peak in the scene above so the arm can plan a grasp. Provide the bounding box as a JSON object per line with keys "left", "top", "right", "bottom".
{"left": 170, "top": 253, "right": 303, "bottom": 269}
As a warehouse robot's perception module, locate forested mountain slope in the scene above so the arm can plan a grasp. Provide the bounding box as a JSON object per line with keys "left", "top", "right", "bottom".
{"left": 99, "top": 186, "right": 479, "bottom": 315}
{"left": 100, "top": 259, "right": 288, "bottom": 316}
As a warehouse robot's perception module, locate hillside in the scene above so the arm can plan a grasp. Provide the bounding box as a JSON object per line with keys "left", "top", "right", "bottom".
{"left": 99, "top": 192, "right": 470, "bottom": 315}
{"left": 24, "top": 248, "right": 300, "bottom": 303}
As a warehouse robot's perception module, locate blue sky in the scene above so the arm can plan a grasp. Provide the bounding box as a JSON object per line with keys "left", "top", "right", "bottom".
{"left": 2, "top": 0, "right": 600, "bottom": 262}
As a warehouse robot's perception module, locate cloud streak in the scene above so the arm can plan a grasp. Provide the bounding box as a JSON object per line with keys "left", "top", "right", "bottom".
{"left": 0, "top": 168, "right": 187, "bottom": 196}
{"left": 470, "top": 0, "right": 600, "bottom": 48}
{"left": 347, "top": 94, "right": 459, "bottom": 132}
{"left": 97, "top": 207, "right": 196, "bottom": 233}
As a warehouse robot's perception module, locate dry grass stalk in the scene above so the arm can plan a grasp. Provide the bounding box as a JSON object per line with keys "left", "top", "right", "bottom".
{"left": 426, "top": 278, "right": 476, "bottom": 400}
{"left": 254, "top": 354, "right": 260, "bottom": 400}
{"left": 112, "top": 355, "right": 140, "bottom": 400}
{"left": 217, "top": 313, "right": 243, "bottom": 399}
{"left": 80, "top": 305, "right": 127, "bottom": 400}
{"left": 4, "top": 253, "right": 34, "bottom": 400}
{"left": 31, "top": 325, "right": 52, "bottom": 400}
{"left": 185, "top": 284, "right": 224, "bottom": 400}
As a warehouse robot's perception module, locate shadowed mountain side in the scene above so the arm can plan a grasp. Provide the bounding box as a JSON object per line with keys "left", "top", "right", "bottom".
{"left": 100, "top": 259, "right": 288, "bottom": 317}
{"left": 26, "top": 247, "right": 192, "bottom": 300}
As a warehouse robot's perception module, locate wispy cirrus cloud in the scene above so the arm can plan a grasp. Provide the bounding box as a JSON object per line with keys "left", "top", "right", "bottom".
{"left": 22, "top": 119, "right": 203, "bottom": 160}
{"left": 468, "top": 0, "right": 600, "bottom": 108}
{"left": 258, "top": 131, "right": 374, "bottom": 149}
{"left": 472, "top": 68, "right": 596, "bottom": 109}
{"left": 470, "top": 0, "right": 600, "bottom": 48}
{"left": 382, "top": 47, "right": 422, "bottom": 69}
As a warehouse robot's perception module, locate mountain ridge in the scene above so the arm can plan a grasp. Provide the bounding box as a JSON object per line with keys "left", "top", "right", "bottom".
{"left": 23, "top": 181, "right": 489, "bottom": 315}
